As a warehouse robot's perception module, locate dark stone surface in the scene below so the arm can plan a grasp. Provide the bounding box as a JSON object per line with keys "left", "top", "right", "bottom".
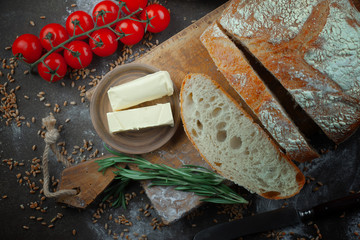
{"left": 0, "top": 0, "right": 359, "bottom": 240}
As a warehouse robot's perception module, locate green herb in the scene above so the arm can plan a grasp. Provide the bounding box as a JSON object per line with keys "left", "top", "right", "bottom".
{"left": 96, "top": 145, "right": 248, "bottom": 208}
{"left": 102, "top": 177, "right": 131, "bottom": 209}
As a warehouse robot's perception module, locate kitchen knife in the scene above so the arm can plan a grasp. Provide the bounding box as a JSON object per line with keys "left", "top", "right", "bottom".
{"left": 193, "top": 192, "right": 360, "bottom": 240}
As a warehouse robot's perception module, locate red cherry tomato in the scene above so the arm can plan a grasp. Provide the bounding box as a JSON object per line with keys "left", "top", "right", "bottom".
{"left": 12, "top": 34, "right": 43, "bottom": 63}
{"left": 120, "top": 0, "right": 147, "bottom": 15}
{"left": 64, "top": 41, "right": 93, "bottom": 69}
{"left": 115, "top": 18, "right": 144, "bottom": 45}
{"left": 66, "top": 11, "right": 94, "bottom": 40}
{"left": 37, "top": 53, "right": 67, "bottom": 82}
{"left": 39, "top": 23, "right": 69, "bottom": 52}
{"left": 89, "top": 29, "right": 118, "bottom": 57}
{"left": 92, "top": 0, "right": 120, "bottom": 26}
{"left": 140, "top": 4, "right": 170, "bottom": 33}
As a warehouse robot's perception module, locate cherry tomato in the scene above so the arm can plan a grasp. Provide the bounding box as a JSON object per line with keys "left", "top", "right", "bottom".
{"left": 120, "top": 0, "right": 147, "bottom": 15}
{"left": 39, "top": 23, "right": 69, "bottom": 52}
{"left": 37, "top": 53, "right": 67, "bottom": 82}
{"left": 12, "top": 34, "right": 43, "bottom": 63}
{"left": 140, "top": 4, "right": 170, "bottom": 33}
{"left": 89, "top": 29, "right": 118, "bottom": 57}
{"left": 66, "top": 11, "right": 94, "bottom": 40}
{"left": 64, "top": 41, "right": 93, "bottom": 69}
{"left": 92, "top": 0, "right": 120, "bottom": 26}
{"left": 115, "top": 18, "right": 144, "bottom": 45}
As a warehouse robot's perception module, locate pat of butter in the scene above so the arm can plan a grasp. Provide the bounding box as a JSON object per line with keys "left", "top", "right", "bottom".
{"left": 107, "top": 71, "right": 174, "bottom": 111}
{"left": 107, "top": 103, "right": 174, "bottom": 133}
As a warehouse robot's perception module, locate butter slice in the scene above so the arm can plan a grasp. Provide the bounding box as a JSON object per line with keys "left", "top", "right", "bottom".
{"left": 107, "top": 71, "right": 174, "bottom": 111}
{"left": 107, "top": 103, "right": 174, "bottom": 133}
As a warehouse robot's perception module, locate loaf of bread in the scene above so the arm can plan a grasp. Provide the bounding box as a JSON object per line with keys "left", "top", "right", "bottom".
{"left": 180, "top": 73, "right": 305, "bottom": 199}
{"left": 218, "top": 0, "right": 360, "bottom": 144}
{"left": 200, "top": 22, "right": 320, "bottom": 162}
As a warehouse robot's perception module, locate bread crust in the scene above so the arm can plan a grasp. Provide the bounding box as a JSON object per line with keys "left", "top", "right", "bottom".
{"left": 200, "top": 22, "right": 320, "bottom": 162}
{"left": 180, "top": 73, "right": 305, "bottom": 199}
{"left": 219, "top": 0, "right": 360, "bottom": 144}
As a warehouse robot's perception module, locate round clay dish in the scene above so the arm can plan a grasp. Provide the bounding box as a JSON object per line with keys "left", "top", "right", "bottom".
{"left": 90, "top": 63, "right": 180, "bottom": 154}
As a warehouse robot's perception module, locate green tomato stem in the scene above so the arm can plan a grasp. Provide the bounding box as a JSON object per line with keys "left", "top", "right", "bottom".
{"left": 29, "top": 6, "right": 147, "bottom": 70}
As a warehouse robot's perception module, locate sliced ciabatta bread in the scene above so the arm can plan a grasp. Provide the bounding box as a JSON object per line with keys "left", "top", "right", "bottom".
{"left": 200, "top": 22, "right": 319, "bottom": 162}
{"left": 219, "top": 0, "right": 360, "bottom": 144}
{"left": 180, "top": 73, "right": 305, "bottom": 199}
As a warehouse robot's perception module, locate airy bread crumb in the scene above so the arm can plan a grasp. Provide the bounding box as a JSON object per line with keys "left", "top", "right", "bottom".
{"left": 180, "top": 73, "right": 304, "bottom": 199}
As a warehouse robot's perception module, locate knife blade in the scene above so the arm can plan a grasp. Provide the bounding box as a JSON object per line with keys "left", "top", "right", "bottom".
{"left": 193, "top": 192, "right": 360, "bottom": 240}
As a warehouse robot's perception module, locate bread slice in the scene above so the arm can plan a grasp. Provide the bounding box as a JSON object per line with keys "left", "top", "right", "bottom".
{"left": 200, "top": 22, "right": 320, "bottom": 162}
{"left": 219, "top": 0, "right": 360, "bottom": 144}
{"left": 180, "top": 73, "right": 305, "bottom": 199}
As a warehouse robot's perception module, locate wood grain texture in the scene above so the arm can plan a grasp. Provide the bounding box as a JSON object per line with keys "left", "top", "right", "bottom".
{"left": 57, "top": 156, "right": 119, "bottom": 208}
{"left": 82, "top": 3, "right": 231, "bottom": 223}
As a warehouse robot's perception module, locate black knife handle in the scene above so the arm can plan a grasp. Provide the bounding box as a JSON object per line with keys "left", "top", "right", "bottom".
{"left": 300, "top": 192, "right": 360, "bottom": 222}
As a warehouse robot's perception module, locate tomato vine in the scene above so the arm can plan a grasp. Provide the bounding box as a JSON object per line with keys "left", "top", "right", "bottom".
{"left": 14, "top": 0, "right": 166, "bottom": 82}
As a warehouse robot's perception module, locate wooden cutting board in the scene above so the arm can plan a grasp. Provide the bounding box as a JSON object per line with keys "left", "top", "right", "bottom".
{"left": 61, "top": 0, "right": 360, "bottom": 224}
{"left": 82, "top": 1, "right": 245, "bottom": 224}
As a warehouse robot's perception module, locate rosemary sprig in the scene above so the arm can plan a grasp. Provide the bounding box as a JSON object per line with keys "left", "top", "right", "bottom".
{"left": 102, "top": 177, "right": 131, "bottom": 209}
{"left": 96, "top": 146, "right": 248, "bottom": 208}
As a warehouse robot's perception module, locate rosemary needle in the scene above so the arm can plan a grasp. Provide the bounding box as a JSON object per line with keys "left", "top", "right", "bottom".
{"left": 96, "top": 145, "right": 248, "bottom": 208}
